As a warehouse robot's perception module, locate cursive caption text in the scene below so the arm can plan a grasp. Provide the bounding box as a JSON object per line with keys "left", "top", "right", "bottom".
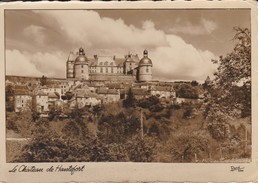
{"left": 9, "top": 164, "right": 85, "bottom": 175}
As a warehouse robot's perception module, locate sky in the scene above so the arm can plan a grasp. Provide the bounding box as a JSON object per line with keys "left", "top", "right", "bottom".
{"left": 5, "top": 9, "right": 250, "bottom": 82}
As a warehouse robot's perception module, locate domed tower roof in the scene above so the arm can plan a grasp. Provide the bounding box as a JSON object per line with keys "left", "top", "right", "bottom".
{"left": 139, "top": 49, "right": 152, "bottom": 66}
{"left": 75, "top": 47, "right": 89, "bottom": 63}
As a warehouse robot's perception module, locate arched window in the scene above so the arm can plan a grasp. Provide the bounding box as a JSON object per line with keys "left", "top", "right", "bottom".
{"left": 99, "top": 62, "right": 103, "bottom": 66}
{"left": 104, "top": 61, "right": 108, "bottom": 66}
{"left": 110, "top": 62, "right": 113, "bottom": 66}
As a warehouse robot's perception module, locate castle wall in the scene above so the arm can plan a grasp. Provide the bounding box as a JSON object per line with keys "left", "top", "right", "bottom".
{"left": 90, "top": 66, "right": 124, "bottom": 74}
{"left": 89, "top": 74, "right": 135, "bottom": 82}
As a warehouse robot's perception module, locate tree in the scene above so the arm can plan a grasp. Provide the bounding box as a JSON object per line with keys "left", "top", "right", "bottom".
{"left": 176, "top": 83, "right": 199, "bottom": 99}
{"left": 204, "top": 27, "right": 251, "bottom": 160}
{"left": 169, "top": 133, "right": 210, "bottom": 162}
{"left": 191, "top": 80, "right": 199, "bottom": 87}
{"left": 123, "top": 88, "right": 136, "bottom": 108}
{"left": 5, "top": 85, "right": 14, "bottom": 112}
{"left": 65, "top": 91, "right": 74, "bottom": 100}
{"left": 206, "top": 27, "right": 251, "bottom": 118}
{"left": 40, "top": 75, "right": 47, "bottom": 86}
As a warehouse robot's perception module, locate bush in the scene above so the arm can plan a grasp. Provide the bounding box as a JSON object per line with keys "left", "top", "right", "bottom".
{"left": 169, "top": 133, "right": 210, "bottom": 162}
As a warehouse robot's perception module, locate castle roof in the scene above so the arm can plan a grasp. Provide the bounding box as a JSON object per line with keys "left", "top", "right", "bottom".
{"left": 75, "top": 48, "right": 89, "bottom": 64}
{"left": 139, "top": 50, "right": 152, "bottom": 66}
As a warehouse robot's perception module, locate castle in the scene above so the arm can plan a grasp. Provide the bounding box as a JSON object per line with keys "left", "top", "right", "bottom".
{"left": 66, "top": 48, "right": 153, "bottom": 82}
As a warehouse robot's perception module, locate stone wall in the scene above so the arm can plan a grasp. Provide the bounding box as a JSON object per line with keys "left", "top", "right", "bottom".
{"left": 89, "top": 74, "right": 136, "bottom": 82}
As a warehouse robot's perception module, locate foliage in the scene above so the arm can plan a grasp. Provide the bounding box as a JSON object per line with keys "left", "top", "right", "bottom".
{"left": 40, "top": 75, "right": 47, "bottom": 86}
{"left": 123, "top": 88, "right": 136, "bottom": 108}
{"left": 206, "top": 27, "right": 251, "bottom": 118}
{"left": 62, "top": 91, "right": 74, "bottom": 100}
{"left": 175, "top": 83, "right": 199, "bottom": 99}
{"left": 169, "top": 133, "right": 210, "bottom": 162}
{"left": 125, "top": 135, "right": 157, "bottom": 162}
{"left": 202, "top": 27, "right": 251, "bottom": 160}
{"left": 207, "top": 122, "right": 230, "bottom": 142}
{"left": 5, "top": 85, "right": 15, "bottom": 112}
{"left": 191, "top": 80, "right": 199, "bottom": 87}
{"left": 98, "top": 111, "right": 141, "bottom": 143}
{"left": 137, "top": 95, "right": 159, "bottom": 108}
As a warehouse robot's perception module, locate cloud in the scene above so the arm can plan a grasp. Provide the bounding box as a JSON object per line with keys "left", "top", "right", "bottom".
{"left": 23, "top": 25, "right": 46, "bottom": 45}
{"left": 34, "top": 10, "right": 168, "bottom": 50}
{"left": 151, "top": 35, "right": 217, "bottom": 82}
{"left": 169, "top": 18, "right": 218, "bottom": 35}
{"left": 6, "top": 49, "right": 66, "bottom": 78}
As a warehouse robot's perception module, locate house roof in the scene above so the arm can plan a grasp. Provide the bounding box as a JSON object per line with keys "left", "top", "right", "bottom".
{"left": 14, "top": 85, "right": 29, "bottom": 90}
{"left": 48, "top": 92, "right": 59, "bottom": 98}
{"left": 14, "top": 90, "right": 31, "bottom": 96}
{"left": 97, "top": 88, "right": 119, "bottom": 95}
{"left": 152, "top": 86, "right": 174, "bottom": 92}
{"left": 96, "top": 87, "right": 109, "bottom": 94}
{"left": 106, "top": 83, "right": 123, "bottom": 89}
{"left": 76, "top": 90, "right": 101, "bottom": 99}
{"left": 108, "top": 89, "right": 119, "bottom": 95}
{"left": 131, "top": 88, "right": 150, "bottom": 96}
{"left": 37, "top": 91, "right": 47, "bottom": 96}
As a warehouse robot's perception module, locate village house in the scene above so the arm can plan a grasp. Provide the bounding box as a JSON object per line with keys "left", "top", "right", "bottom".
{"left": 150, "top": 86, "right": 176, "bottom": 99}
{"left": 13, "top": 85, "right": 32, "bottom": 112}
{"left": 96, "top": 87, "right": 120, "bottom": 104}
{"left": 39, "top": 85, "right": 62, "bottom": 98}
{"left": 47, "top": 92, "right": 60, "bottom": 109}
{"left": 131, "top": 88, "right": 150, "bottom": 100}
{"left": 76, "top": 90, "right": 101, "bottom": 108}
{"left": 36, "top": 91, "right": 48, "bottom": 113}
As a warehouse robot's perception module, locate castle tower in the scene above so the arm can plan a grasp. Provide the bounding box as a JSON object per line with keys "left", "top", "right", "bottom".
{"left": 66, "top": 52, "right": 75, "bottom": 79}
{"left": 124, "top": 53, "right": 136, "bottom": 75}
{"left": 74, "top": 47, "right": 89, "bottom": 80}
{"left": 138, "top": 49, "right": 153, "bottom": 82}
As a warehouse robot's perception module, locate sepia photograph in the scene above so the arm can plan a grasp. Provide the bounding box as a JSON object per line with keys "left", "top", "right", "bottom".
{"left": 5, "top": 7, "right": 252, "bottom": 164}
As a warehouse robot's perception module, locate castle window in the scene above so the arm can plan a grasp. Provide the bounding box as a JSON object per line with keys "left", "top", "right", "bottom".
{"left": 111, "top": 67, "right": 113, "bottom": 73}
{"left": 146, "top": 67, "right": 149, "bottom": 73}
{"left": 106, "top": 67, "right": 108, "bottom": 73}
{"left": 81, "top": 65, "right": 83, "bottom": 68}
{"left": 81, "top": 70, "right": 83, "bottom": 73}
{"left": 100, "top": 67, "right": 103, "bottom": 73}
{"left": 99, "top": 62, "right": 103, "bottom": 66}
{"left": 104, "top": 61, "right": 108, "bottom": 66}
